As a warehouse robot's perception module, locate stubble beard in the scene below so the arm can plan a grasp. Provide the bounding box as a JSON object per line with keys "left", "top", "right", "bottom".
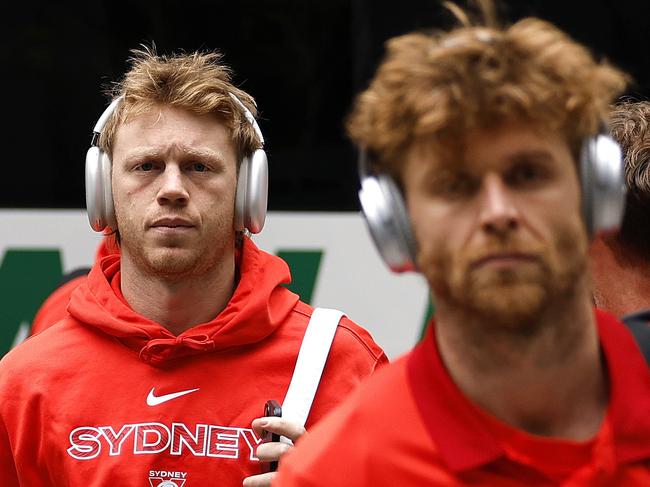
{"left": 138, "top": 244, "right": 222, "bottom": 280}
{"left": 118, "top": 215, "right": 234, "bottom": 282}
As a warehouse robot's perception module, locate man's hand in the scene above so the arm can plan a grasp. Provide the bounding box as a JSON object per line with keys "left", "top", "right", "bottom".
{"left": 242, "top": 416, "right": 307, "bottom": 487}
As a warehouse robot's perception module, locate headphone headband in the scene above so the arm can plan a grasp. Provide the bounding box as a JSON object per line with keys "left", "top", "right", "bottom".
{"left": 92, "top": 95, "right": 124, "bottom": 135}
{"left": 90, "top": 93, "right": 263, "bottom": 148}
{"left": 229, "top": 93, "right": 264, "bottom": 144}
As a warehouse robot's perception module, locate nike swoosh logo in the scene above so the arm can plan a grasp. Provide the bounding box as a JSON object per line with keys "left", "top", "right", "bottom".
{"left": 146, "top": 387, "right": 200, "bottom": 406}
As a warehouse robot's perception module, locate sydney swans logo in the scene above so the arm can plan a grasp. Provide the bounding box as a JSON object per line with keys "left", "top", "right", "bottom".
{"left": 148, "top": 470, "right": 187, "bottom": 486}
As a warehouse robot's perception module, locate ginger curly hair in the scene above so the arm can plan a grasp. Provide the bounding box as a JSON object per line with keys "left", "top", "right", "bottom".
{"left": 99, "top": 45, "right": 261, "bottom": 164}
{"left": 346, "top": 1, "right": 629, "bottom": 182}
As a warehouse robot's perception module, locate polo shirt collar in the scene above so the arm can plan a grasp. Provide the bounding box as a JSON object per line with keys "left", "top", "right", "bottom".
{"left": 407, "top": 309, "right": 650, "bottom": 472}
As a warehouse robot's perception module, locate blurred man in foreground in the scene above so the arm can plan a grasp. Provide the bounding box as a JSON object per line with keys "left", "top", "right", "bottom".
{"left": 275, "top": 1, "right": 650, "bottom": 485}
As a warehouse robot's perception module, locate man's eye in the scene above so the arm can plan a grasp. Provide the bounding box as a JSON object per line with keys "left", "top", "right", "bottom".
{"left": 446, "top": 178, "right": 475, "bottom": 196}
{"left": 192, "top": 163, "right": 208, "bottom": 172}
{"left": 136, "top": 162, "right": 155, "bottom": 172}
{"left": 430, "top": 176, "right": 476, "bottom": 198}
{"left": 508, "top": 164, "right": 546, "bottom": 186}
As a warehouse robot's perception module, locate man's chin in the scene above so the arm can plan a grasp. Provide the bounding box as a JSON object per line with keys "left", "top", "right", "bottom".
{"left": 449, "top": 265, "right": 550, "bottom": 328}
{"left": 142, "top": 248, "right": 202, "bottom": 278}
{"left": 466, "top": 283, "right": 548, "bottom": 331}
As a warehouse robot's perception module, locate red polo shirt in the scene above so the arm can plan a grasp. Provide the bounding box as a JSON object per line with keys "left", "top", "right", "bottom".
{"left": 275, "top": 310, "right": 650, "bottom": 486}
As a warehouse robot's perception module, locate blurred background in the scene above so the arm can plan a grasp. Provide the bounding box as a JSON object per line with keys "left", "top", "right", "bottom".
{"left": 1, "top": 0, "right": 650, "bottom": 358}
{"left": 2, "top": 0, "right": 649, "bottom": 211}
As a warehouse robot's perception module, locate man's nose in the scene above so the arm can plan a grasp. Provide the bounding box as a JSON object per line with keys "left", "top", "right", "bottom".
{"left": 478, "top": 173, "right": 519, "bottom": 236}
{"left": 156, "top": 166, "right": 189, "bottom": 205}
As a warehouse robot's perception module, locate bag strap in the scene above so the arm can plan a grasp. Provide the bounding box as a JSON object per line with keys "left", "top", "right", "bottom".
{"left": 280, "top": 307, "right": 344, "bottom": 444}
{"left": 621, "top": 309, "right": 650, "bottom": 366}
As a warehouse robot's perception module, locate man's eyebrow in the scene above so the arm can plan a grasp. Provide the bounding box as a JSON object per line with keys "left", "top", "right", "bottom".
{"left": 506, "top": 149, "right": 555, "bottom": 164}
{"left": 180, "top": 147, "right": 228, "bottom": 163}
{"left": 421, "top": 165, "right": 466, "bottom": 181}
{"left": 122, "top": 146, "right": 227, "bottom": 163}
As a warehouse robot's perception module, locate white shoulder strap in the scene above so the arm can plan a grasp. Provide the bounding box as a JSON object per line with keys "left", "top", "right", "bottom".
{"left": 280, "top": 307, "right": 344, "bottom": 444}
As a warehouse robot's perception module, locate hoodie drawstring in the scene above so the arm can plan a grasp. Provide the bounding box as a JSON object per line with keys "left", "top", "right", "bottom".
{"left": 139, "top": 334, "right": 216, "bottom": 364}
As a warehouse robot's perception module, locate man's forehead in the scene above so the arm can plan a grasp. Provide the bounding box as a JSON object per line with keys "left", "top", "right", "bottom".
{"left": 119, "top": 104, "right": 226, "bottom": 129}
{"left": 111, "top": 104, "right": 234, "bottom": 152}
{"left": 407, "top": 126, "right": 569, "bottom": 174}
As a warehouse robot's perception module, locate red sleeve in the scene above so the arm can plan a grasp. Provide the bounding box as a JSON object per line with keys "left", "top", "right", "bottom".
{"left": 274, "top": 383, "right": 372, "bottom": 487}
{"left": 0, "top": 358, "right": 21, "bottom": 486}
{"left": 0, "top": 417, "right": 19, "bottom": 486}
{"left": 304, "top": 316, "right": 389, "bottom": 428}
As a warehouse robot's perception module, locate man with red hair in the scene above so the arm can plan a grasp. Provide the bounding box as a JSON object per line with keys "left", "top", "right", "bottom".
{"left": 0, "top": 46, "right": 387, "bottom": 486}
{"left": 275, "top": 2, "right": 650, "bottom": 485}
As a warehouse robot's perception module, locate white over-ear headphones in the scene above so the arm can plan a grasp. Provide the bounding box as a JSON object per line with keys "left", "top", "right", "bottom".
{"left": 358, "top": 28, "right": 627, "bottom": 274}
{"left": 85, "top": 93, "right": 268, "bottom": 234}
{"left": 357, "top": 150, "right": 417, "bottom": 273}
{"left": 358, "top": 131, "right": 627, "bottom": 273}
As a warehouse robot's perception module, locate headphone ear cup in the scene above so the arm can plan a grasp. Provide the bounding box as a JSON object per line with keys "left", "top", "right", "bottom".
{"left": 244, "top": 149, "right": 268, "bottom": 234}
{"left": 85, "top": 147, "right": 116, "bottom": 232}
{"left": 358, "top": 173, "right": 417, "bottom": 273}
{"left": 102, "top": 151, "right": 117, "bottom": 231}
{"left": 234, "top": 155, "right": 249, "bottom": 232}
{"left": 580, "top": 133, "right": 626, "bottom": 237}
{"left": 234, "top": 149, "right": 268, "bottom": 234}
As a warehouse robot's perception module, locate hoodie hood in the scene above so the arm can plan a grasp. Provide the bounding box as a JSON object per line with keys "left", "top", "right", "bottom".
{"left": 68, "top": 237, "right": 299, "bottom": 366}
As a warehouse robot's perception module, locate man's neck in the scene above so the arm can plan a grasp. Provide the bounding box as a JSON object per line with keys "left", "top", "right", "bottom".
{"left": 434, "top": 284, "right": 607, "bottom": 440}
{"left": 590, "top": 233, "right": 650, "bottom": 317}
{"left": 119, "top": 251, "right": 236, "bottom": 336}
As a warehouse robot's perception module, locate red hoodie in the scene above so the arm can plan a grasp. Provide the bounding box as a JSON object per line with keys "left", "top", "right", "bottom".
{"left": 0, "top": 237, "right": 387, "bottom": 486}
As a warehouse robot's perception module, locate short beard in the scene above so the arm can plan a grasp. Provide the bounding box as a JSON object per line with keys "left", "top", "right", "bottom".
{"left": 144, "top": 247, "right": 217, "bottom": 280}
{"left": 423, "top": 227, "right": 588, "bottom": 334}
{"left": 457, "top": 268, "right": 552, "bottom": 332}
{"left": 121, "top": 235, "right": 228, "bottom": 283}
